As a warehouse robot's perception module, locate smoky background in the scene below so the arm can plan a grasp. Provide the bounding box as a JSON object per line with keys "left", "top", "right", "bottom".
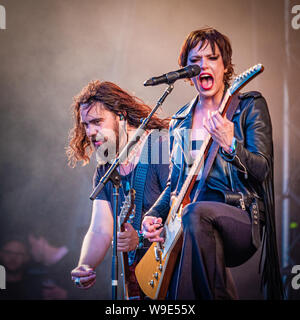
{"left": 0, "top": 0, "right": 299, "bottom": 299}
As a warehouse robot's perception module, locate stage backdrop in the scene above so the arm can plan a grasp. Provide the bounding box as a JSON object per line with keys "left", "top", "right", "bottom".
{"left": 0, "top": 0, "right": 299, "bottom": 299}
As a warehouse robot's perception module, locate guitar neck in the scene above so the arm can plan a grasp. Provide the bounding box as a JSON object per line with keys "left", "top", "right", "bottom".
{"left": 172, "top": 90, "right": 232, "bottom": 214}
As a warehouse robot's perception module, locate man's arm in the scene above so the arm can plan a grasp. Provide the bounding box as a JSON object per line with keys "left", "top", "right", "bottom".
{"left": 78, "top": 199, "right": 113, "bottom": 267}
{"left": 71, "top": 199, "right": 113, "bottom": 289}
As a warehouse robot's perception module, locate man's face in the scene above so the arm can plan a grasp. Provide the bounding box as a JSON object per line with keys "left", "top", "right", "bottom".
{"left": 0, "top": 241, "right": 29, "bottom": 272}
{"left": 80, "top": 102, "right": 121, "bottom": 164}
{"left": 187, "top": 41, "right": 227, "bottom": 99}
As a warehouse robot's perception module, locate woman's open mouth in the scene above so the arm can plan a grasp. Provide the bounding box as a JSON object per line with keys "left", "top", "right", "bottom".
{"left": 199, "top": 73, "right": 214, "bottom": 90}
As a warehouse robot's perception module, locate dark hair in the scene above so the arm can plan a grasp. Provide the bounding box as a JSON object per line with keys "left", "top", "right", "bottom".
{"left": 178, "top": 27, "right": 234, "bottom": 86}
{"left": 66, "top": 80, "right": 170, "bottom": 167}
{"left": 0, "top": 233, "right": 28, "bottom": 250}
{"left": 28, "top": 222, "right": 67, "bottom": 248}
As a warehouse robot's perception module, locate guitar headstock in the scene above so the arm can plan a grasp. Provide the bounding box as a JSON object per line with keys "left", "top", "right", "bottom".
{"left": 229, "top": 64, "right": 264, "bottom": 95}
{"left": 119, "top": 188, "right": 136, "bottom": 229}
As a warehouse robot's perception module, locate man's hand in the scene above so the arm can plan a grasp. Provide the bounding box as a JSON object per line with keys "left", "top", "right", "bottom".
{"left": 203, "top": 111, "right": 234, "bottom": 153}
{"left": 117, "top": 223, "right": 139, "bottom": 252}
{"left": 71, "top": 264, "right": 96, "bottom": 289}
{"left": 141, "top": 216, "right": 164, "bottom": 243}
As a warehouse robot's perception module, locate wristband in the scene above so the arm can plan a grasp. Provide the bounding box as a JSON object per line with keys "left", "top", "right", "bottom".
{"left": 224, "top": 137, "right": 237, "bottom": 155}
{"left": 137, "top": 230, "right": 144, "bottom": 249}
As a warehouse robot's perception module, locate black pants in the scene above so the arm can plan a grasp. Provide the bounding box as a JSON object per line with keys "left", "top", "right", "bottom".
{"left": 172, "top": 201, "right": 257, "bottom": 300}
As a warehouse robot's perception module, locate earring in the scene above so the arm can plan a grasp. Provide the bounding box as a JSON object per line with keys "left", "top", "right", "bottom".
{"left": 118, "top": 114, "right": 127, "bottom": 136}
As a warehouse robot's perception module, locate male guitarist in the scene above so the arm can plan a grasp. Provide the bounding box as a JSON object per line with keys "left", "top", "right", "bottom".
{"left": 141, "top": 27, "right": 283, "bottom": 299}
{"left": 68, "top": 80, "right": 169, "bottom": 299}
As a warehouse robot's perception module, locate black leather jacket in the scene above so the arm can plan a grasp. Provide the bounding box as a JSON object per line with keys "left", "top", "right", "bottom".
{"left": 145, "top": 91, "right": 283, "bottom": 299}
{"left": 146, "top": 91, "right": 273, "bottom": 221}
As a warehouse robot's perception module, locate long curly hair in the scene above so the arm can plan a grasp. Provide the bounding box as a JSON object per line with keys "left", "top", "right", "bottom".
{"left": 66, "top": 80, "right": 170, "bottom": 167}
{"left": 178, "top": 27, "right": 235, "bottom": 87}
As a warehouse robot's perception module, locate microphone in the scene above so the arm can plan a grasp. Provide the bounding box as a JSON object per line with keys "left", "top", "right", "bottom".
{"left": 144, "top": 64, "right": 201, "bottom": 86}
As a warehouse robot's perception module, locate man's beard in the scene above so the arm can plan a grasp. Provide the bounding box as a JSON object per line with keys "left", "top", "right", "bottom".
{"left": 95, "top": 122, "right": 127, "bottom": 165}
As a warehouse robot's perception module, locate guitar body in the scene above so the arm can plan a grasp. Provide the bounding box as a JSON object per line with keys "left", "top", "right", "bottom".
{"left": 118, "top": 188, "right": 141, "bottom": 300}
{"left": 135, "top": 235, "right": 182, "bottom": 300}
{"left": 135, "top": 203, "right": 184, "bottom": 300}
{"left": 120, "top": 250, "right": 142, "bottom": 299}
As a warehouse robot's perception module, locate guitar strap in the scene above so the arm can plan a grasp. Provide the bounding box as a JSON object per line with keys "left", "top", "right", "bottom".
{"left": 191, "top": 94, "right": 240, "bottom": 203}
{"left": 128, "top": 133, "right": 151, "bottom": 265}
{"left": 132, "top": 133, "right": 151, "bottom": 230}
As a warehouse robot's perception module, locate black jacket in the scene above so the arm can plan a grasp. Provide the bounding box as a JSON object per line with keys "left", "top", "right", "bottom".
{"left": 146, "top": 91, "right": 283, "bottom": 299}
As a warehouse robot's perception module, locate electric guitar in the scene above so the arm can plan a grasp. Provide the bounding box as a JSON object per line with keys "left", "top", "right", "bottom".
{"left": 118, "top": 188, "right": 138, "bottom": 300}
{"left": 134, "top": 64, "right": 265, "bottom": 299}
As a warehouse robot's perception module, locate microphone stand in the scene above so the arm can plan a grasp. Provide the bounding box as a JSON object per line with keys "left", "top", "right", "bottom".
{"left": 89, "top": 84, "right": 174, "bottom": 300}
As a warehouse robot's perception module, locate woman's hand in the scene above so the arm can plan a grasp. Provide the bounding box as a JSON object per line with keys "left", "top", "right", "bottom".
{"left": 203, "top": 111, "right": 234, "bottom": 153}
{"left": 141, "top": 216, "right": 164, "bottom": 243}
